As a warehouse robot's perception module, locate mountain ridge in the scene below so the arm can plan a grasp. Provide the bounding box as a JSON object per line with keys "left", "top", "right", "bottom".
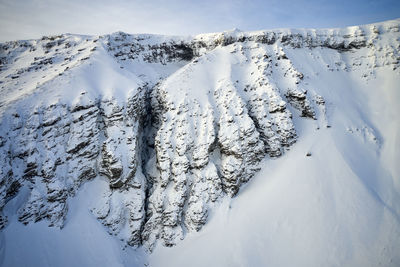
{"left": 0, "top": 18, "right": 399, "bottom": 260}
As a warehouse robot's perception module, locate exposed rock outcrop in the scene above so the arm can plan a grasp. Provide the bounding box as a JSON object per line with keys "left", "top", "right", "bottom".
{"left": 0, "top": 19, "right": 399, "bottom": 251}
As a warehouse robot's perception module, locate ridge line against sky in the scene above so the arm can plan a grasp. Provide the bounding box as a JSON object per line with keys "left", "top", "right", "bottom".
{"left": 0, "top": 0, "right": 400, "bottom": 42}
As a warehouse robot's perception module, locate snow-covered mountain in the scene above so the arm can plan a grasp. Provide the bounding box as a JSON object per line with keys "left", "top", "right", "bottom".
{"left": 0, "top": 19, "right": 399, "bottom": 266}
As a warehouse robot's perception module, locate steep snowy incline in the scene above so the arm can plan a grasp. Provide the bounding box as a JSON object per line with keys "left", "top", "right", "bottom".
{"left": 140, "top": 18, "right": 400, "bottom": 249}
{"left": 0, "top": 32, "right": 192, "bottom": 247}
{"left": 149, "top": 42, "right": 400, "bottom": 267}
{"left": 142, "top": 41, "right": 320, "bottom": 249}
{"left": 0, "top": 18, "right": 399, "bottom": 266}
{"left": 150, "top": 120, "right": 400, "bottom": 267}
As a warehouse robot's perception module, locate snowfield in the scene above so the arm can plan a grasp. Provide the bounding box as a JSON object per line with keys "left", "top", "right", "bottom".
{"left": 0, "top": 19, "right": 399, "bottom": 267}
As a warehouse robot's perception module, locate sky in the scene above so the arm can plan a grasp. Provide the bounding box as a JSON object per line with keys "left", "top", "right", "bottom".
{"left": 0, "top": 0, "right": 399, "bottom": 42}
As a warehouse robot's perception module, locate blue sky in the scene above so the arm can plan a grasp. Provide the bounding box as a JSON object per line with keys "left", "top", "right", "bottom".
{"left": 0, "top": 0, "right": 399, "bottom": 41}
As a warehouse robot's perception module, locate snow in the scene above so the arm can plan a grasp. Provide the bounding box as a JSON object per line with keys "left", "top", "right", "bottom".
{"left": 1, "top": 18, "right": 400, "bottom": 267}
{"left": 150, "top": 110, "right": 400, "bottom": 267}
{"left": 2, "top": 104, "right": 399, "bottom": 266}
{"left": 146, "top": 47, "right": 400, "bottom": 267}
{"left": 149, "top": 41, "right": 400, "bottom": 265}
{"left": 0, "top": 179, "right": 147, "bottom": 267}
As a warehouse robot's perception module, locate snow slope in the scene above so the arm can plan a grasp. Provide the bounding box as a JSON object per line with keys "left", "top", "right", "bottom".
{"left": 0, "top": 19, "right": 400, "bottom": 267}
{"left": 150, "top": 66, "right": 400, "bottom": 267}
{"left": 1, "top": 179, "right": 147, "bottom": 267}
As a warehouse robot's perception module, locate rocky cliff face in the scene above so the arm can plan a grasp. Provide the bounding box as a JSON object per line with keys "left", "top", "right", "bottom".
{"left": 0, "top": 19, "right": 399, "bottom": 251}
